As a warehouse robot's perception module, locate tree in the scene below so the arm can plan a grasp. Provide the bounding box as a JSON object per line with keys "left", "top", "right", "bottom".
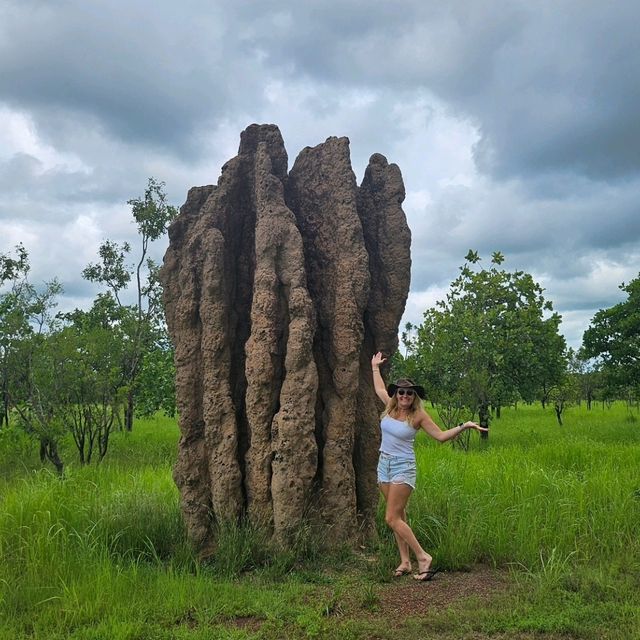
{"left": 82, "top": 178, "right": 177, "bottom": 430}
{"left": 0, "top": 245, "right": 62, "bottom": 428}
{"left": 0, "top": 246, "right": 66, "bottom": 471}
{"left": 568, "top": 348, "right": 602, "bottom": 409}
{"left": 547, "top": 347, "right": 581, "bottom": 426}
{"left": 582, "top": 273, "right": 640, "bottom": 396}
{"left": 0, "top": 244, "right": 30, "bottom": 427}
{"left": 12, "top": 318, "right": 126, "bottom": 470}
{"left": 12, "top": 327, "right": 70, "bottom": 474}
{"left": 50, "top": 324, "right": 126, "bottom": 464}
{"left": 548, "top": 377, "right": 578, "bottom": 426}
{"left": 404, "top": 251, "right": 566, "bottom": 437}
{"left": 535, "top": 317, "right": 569, "bottom": 410}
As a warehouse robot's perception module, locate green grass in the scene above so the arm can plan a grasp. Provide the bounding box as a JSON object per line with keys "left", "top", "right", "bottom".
{"left": 410, "top": 404, "right": 640, "bottom": 572}
{"left": 1, "top": 404, "right": 639, "bottom": 638}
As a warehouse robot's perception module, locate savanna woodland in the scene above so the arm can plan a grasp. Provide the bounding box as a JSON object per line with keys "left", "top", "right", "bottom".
{"left": 1, "top": 182, "right": 639, "bottom": 639}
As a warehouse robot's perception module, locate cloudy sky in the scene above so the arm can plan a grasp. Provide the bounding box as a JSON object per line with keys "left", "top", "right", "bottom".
{"left": 1, "top": 0, "right": 639, "bottom": 349}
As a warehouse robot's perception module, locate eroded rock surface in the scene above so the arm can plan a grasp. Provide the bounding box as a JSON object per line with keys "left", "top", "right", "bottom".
{"left": 160, "top": 124, "right": 411, "bottom": 549}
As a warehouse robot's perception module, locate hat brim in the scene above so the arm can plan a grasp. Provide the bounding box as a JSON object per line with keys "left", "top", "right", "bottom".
{"left": 387, "top": 383, "right": 425, "bottom": 400}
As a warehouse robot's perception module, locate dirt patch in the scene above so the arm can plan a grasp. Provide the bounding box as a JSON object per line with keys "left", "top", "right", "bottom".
{"left": 228, "top": 615, "right": 264, "bottom": 632}
{"left": 334, "top": 565, "right": 512, "bottom": 620}
{"left": 377, "top": 566, "right": 510, "bottom": 616}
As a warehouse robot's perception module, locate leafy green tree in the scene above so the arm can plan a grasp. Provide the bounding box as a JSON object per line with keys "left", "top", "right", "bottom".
{"left": 582, "top": 273, "right": 640, "bottom": 396}
{"left": 51, "top": 324, "right": 126, "bottom": 464}
{"left": 12, "top": 335, "right": 67, "bottom": 475}
{"left": 405, "top": 251, "right": 566, "bottom": 437}
{"left": 0, "top": 245, "right": 62, "bottom": 429}
{"left": 547, "top": 377, "right": 578, "bottom": 426}
{"left": 568, "top": 348, "right": 602, "bottom": 409}
{"left": 12, "top": 320, "right": 126, "bottom": 470}
{"left": 0, "top": 245, "right": 29, "bottom": 427}
{"left": 546, "top": 347, "right": 581, "bottom": 426}
{"left": 82, "top": 178, "right": 177, "bottom": 429}
{"left": 0, "top": 246, "right": 66, "bottom": 471}
{"left": 535, "top": 317, "right": 569, "bottom": 410}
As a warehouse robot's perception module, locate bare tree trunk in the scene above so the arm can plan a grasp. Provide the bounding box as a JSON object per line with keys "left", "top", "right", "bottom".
{"left": 40, "top": 439, "right": 64, "bottom": 476}
{"left": 479, "top": 401, "right": 490, "bottom": 439}
{"left": 1, "top": 376, "right": 9, "bottom": 427}
{"left": 125, "top": 390, "right": 134, "bottom": 431}
{"left": 555, "top": 403, "right": 564, "bottom": 425}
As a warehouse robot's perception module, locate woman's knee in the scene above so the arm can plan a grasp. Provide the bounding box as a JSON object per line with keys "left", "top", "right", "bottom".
{"left": 385, "top": 511, "right": 401, "bottom": 528}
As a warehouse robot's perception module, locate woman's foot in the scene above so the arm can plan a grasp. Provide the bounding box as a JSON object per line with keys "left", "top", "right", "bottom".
{"left": 413, "top": 567, "right": 440, "bottom": 582}
{"left": 393, "top": 562, "right": 412, "bottom": 577}
{"left": 413, "top": 554, "right": 432, "bottom": 580}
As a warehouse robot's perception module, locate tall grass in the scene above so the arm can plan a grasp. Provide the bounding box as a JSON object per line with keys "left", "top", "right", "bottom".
{"left": 1, "top": 403, "right": 639, "bottom": 638}
{"left": 0, "top": 444, "right": 189, "bottom": 634}
{"left": 405, "top": 402, "right": 640, "bottom": 572}
{"left": 0, "top": 414, "right": 342, "bottom": 638}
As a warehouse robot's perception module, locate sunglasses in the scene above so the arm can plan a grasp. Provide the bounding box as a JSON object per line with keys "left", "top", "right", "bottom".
{"left": 396, "top": 389, "right": 415, "bottom": 397}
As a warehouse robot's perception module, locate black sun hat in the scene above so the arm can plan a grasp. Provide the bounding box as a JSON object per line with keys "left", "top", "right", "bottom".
{"left": 387, "top": 378, "right": 425, "bottom": 399}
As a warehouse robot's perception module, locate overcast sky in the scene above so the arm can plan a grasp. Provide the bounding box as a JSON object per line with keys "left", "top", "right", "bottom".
{"left": 1, "top": 0, "right": 639, "bottom": 349}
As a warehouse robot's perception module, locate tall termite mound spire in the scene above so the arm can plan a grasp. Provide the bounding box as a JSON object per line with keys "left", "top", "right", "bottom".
{"left": 160, "top": 124, "right": 411, "bottom": 550}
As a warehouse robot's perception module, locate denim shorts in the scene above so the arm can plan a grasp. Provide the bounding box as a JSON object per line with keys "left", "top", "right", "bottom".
{"left": 377, "top": 452, "right": 417, "bottom": 489}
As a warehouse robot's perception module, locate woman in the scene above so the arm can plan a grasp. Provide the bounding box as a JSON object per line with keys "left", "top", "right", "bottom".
{"left": 371, "top": 351, "right": 487, "bottom": 581}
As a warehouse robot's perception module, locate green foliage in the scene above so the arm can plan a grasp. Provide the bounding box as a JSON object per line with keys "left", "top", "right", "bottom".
{"left": 2, "top": 407, "right": 639, "bottom": 638}
{"left": 0, "top": 244, "right": 62, "bottom": 427}
{"left": 0, "top": 423, "right": 35, "bottom": 470}
{"left": 568, "top": 348, "right": 604, "bottom": 408}
{"left": 0, "top": 244, "right": 28, "bottom": 282}
{"left": 82, "top": 240, "right": 132, "bottom": 305}
{"left": 545, "top": 347, "right": 587, "bottom": 425}
{"left": 0, "top": 245, "right": 65, "bottom": 471}
{"left": 1, "top": 178, "right": 177, "bottom": 473}
{"left": 12, "top": 320, "right": 126, "bottom": 470}
{"left": 0, "top": 247, "right": 131, "bottom": 471}
{"left": 135, "top": 342, "right": 176, "bottom": 417}
{"left": 53, "top": 325, "right": 126, "bottom": 463}
{"left": 403, "top": 252, "right": 567, "bottom": 430}
{"left": 583, "top": 272, "right": 640, "bottom": 396}
{"left": 80, "top": 177, "right": 178, "bottom": 429}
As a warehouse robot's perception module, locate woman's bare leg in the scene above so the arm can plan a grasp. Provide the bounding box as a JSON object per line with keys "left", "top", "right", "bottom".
{"left": 379, "top": 482, "right": 411, "bottom": 573}
{"left": 384, "top": 483, "right": 432, "bottom": 576}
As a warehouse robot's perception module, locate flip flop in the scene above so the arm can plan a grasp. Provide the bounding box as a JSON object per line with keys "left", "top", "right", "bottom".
{"left": 413, "top": 568, "right": 440, "bottom": 582}
{"left": 393, "top": 568, "right": 411, "bottom": 577}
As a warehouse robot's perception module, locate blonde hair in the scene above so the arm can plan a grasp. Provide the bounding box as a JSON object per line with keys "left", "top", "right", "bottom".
{"left": 382, "top": 392, "right": 423, "bottom": 429}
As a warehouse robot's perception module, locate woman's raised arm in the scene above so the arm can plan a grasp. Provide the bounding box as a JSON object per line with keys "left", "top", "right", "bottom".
{"left": 371, "top": 352, "right": 391, "bottom": 404}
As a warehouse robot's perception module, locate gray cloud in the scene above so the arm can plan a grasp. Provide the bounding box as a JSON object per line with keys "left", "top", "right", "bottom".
{"left": 226, "top": 1, "right": 640, "bottom": 182}
{"left": 0, "top": 0, "right": 266, "bottom": 156}
{"left": 1, "top": 0, "right": 639, "bottom": 352}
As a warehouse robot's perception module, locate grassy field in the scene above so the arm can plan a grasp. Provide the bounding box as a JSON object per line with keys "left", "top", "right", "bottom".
{"left": 1, "top": 403, "right": 639, "bottom": 639}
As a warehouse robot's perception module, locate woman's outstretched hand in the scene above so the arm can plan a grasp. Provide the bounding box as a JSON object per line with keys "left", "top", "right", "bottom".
{"left": 461, "top": 421, "right": 489, "bottom": 433}
{"left": 371, "top": 352, "right": 386, "bottom": 368}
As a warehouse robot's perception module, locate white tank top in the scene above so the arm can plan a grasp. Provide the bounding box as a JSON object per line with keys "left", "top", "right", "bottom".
{"left": 380, "top": 415, "right": 417, "bottom": 459}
